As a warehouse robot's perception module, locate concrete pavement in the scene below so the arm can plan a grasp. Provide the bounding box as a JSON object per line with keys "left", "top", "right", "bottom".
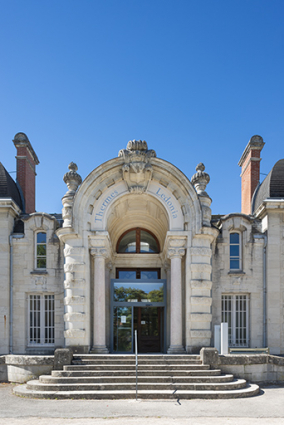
{"left": 1, "top": 383, "right": 284, "bottom": 425}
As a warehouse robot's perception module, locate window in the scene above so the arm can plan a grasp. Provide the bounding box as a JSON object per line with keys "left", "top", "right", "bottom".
{"left": 222, "top": 294, "right": 249, "bottom": 347}
{"left": 36, "top": 232, "right": 47, "bottom": 269}
{"left": 28, "top": 294, "right": 54, "bottom": 345}
{"left": 230, "top": 232, "right": 241, "bottom": 270}
{"left": 117, "top": 228, "right": 160, "bottom": 253}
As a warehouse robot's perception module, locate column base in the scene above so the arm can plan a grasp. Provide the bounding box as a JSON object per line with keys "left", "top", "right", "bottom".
{"left": 90, "top": 345, "right": 109, "bottom": 354}
{"left": 167, "top": 345, "right": 186, "bottom": 354}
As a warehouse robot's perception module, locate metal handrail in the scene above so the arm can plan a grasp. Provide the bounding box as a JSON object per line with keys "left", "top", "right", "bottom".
{"left": 135, "top": 330, "right": 138, "bottom": 400}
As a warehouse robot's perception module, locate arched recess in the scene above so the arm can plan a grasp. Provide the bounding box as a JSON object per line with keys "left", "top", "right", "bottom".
{"left": 106, "top": 192, "right": 169, "bottom": 252}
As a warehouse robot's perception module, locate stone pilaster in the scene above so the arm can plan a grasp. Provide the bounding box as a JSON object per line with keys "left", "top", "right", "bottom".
{"left": 166, "top": 237, "right": 187, "bottom": 354}
{"left": 63, "top": 244, "right": 88, "bottom": 350}
{"left": 89, "top": 234, "right": 111, "bottom": 354}
{"left": 189, "top": 229, "right": 218, "bottom": 351}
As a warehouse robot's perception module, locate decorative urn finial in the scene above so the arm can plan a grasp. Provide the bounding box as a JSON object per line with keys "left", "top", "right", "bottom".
{"left": 63, "top": 162, "right": 82, "bottom": 195}
{"left": 191, "top": 163, "right": 210, "bottom": 196}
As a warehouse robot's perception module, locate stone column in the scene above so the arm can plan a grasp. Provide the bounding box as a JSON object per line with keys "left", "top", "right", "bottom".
{"left": 90, "top": 248, "right": 109, "bottom": 353}
{"left": 167, "top": 241, "right": 186, "bottom": 354}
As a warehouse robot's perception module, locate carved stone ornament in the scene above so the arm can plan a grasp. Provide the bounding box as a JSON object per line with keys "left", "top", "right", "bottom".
{"left": 63, "top": 162, "right": 82, "bottom": 196}
{"left": 118, "top": 140, "right": 156, "bottom": 194}
{"left": 191, "top": 163, "right": 210, "bottom": 196}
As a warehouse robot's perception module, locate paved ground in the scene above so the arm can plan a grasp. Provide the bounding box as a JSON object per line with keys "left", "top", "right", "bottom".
{"left": 1, "top": 383, "right": 284, "bottom": 425}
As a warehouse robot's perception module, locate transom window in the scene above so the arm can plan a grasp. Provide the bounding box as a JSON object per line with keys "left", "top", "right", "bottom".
{"left": 230, "top": 232, "right": 241, "bottom": 270}
{"left": 36, "top": 232, "right": 47, "bottom": 269}
{"left": 117, "top": 228, "right": 160, "bottom": 253}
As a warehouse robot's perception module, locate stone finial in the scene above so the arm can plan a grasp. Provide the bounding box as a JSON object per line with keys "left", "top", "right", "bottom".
{"left": 63, "top": 162, "right": 82, "bottom": 195}
{"left": 191, "top": 163, "right": 210, "bottom": 196}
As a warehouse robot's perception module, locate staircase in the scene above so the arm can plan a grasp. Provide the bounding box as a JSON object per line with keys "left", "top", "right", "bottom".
{"left": 13, "top": 354, "right": 260, "bottom": 399}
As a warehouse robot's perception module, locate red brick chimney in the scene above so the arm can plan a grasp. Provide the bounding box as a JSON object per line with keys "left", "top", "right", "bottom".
{"left": 13, "top": 133, "right": 40, "bottom": 214}
{"left": 238, "top": 135, "right": 265, "bottom": 215}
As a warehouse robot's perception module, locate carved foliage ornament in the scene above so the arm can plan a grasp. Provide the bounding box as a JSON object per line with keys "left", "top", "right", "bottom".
{"left": 118, "top": 140, "right": 156, "bottom": 194}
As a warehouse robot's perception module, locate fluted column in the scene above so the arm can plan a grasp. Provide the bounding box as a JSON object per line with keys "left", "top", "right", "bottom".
{"left": 90, "top": 248, "right": 109, "bottom": 353}
{"left": 167, "top": 241, "right": 186, "bottom": 354}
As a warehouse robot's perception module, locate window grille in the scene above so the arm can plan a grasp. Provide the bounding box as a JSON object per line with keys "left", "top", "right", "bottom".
{"left": 29, "top": 294, "right": 54, "bottom": 345}
{"left": 221, "top": 294, "right": 249, "bottom": 347}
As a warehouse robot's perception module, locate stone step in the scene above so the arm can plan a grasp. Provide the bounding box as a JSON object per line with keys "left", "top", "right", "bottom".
{"left": 26, "top": 379, "right": 247, "bottom": 392}
{"left": 41, "top": 374, "right": 234, "bottom": 384}
{"left": 52, "top": 369, "right": 222, "bottom": 377}
{"left": 81, "top": 355, "right": 200, "bottom": 360}
{"left": 14, "top": 383, "right": 260, "bottom": 399}
{"left": 71, "top": 359, "right": 203, "bottom": 365}
{"left": 64, "top": 364, "right": 210, "bottom": 371}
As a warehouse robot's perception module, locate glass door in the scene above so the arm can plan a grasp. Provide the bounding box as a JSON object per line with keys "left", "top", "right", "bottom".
{"left": 111, "top": 277, "right": 166, "bottom": 353}
{"left": 113, "top": 306, "right": 132, "bottom": 353}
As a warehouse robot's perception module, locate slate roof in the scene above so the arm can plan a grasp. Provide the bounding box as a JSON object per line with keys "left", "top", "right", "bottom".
{"left": 252, "top": 159, "right": 284, "bottom": 213}
{"left": 0, "top": 162, "right": 23, "bottom": 210}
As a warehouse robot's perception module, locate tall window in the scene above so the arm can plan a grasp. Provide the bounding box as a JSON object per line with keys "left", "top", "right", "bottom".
{"left": 117, "top": 228, "right": 160, "bottom": 253}
{"left": 230, "top": 232, "right": 241, "bottom": 270}
{"left": 222, "top": 294, "right": 249, "bottom": 347}
{"left": 36, "top": 232, "right": 46, "bottom": 269}
{"left": 29, "top": 294, "right": 54, "bottom": 345}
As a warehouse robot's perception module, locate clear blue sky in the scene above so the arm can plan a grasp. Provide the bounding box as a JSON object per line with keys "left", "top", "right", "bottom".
{"left": 1, "top": 0, "right": 283, "bottom": 215}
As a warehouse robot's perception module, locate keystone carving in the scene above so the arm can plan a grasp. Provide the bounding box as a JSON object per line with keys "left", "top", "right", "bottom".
{"left": 118, "top": 140, "right": 156, "bottom": 193}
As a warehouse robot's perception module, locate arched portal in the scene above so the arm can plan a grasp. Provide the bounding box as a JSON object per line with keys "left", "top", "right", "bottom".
{"left": 58, "top": 140, "right": 217, "bottom": 355}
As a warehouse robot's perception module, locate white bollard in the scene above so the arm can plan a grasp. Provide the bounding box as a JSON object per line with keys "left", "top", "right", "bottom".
{"left": 221, "top": 322, "right": 229, "bottom": 355}
{"left": 214, "top": 325, "right": 221, "bottom": 353}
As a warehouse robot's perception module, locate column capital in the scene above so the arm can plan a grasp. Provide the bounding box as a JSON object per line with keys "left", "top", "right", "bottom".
{"left": 167, "top": 247, "right": 186, "bottom": 259}
{"left": 90, "top": 247, "right": 108, "bottom": 259}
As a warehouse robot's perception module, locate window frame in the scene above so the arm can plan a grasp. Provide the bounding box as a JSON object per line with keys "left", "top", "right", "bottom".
{"left": 28, "top": 293, "right": 55, "bottom": 347}
{"left": 116, "top": 228, "right": 160, "bottom": 254}
{"left": 35, "top": 231, "right": 47, "bottom": 270}
{"left": 229, "top": 231, "right": 242, "bottom": 271}
{"left": 221, "top": 293, "right": 249, "bottom": 347}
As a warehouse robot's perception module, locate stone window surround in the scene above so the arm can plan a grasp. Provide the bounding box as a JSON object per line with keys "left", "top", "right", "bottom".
{"left": 35, "top": 230, "right": 47, "bottom": 271}
{"left": 229, "top": 230, "right": 242, "bottom": 272}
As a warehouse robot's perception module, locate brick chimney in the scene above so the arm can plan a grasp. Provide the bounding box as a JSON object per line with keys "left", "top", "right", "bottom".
{"left": 238, "top": 135, "right": 265, "bottom": 215}
{"left": 13, "top": 132, "right": 40, "bottom": 214}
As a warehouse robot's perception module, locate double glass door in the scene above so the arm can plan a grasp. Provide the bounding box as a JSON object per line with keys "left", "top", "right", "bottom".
{"left": 113, "top": 306, "right": 164, "bottom": 353}
{"left": 111, "top": 269, "right": 166, "bottom": 353}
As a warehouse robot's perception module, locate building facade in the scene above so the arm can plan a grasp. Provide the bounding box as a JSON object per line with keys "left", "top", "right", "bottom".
{"left": 1, "top": 133, "right": 284, "bottom": 356}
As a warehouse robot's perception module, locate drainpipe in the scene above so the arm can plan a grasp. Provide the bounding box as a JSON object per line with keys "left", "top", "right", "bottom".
{"left": 9, "top": 234, "right": 24, "bottom": 354}
{"left": 254, "top": 234, "right": 267, "bottom": 347}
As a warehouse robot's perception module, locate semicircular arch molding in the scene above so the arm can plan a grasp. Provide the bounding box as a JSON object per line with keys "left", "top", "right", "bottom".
{"left": 72, "top": 157, "right": 202, "bottom": 237}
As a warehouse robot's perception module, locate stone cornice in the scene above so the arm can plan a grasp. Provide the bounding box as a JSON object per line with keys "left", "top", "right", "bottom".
{"left": 254, "top": 198, "right": 284, "bottom": 219}
{"left": 0, "top": 198, "right": 21, "bottom": 216}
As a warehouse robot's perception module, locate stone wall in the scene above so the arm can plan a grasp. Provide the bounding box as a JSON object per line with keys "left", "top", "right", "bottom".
{"left": 11, "top": 213, "right": 64, "bottom": 353}
{"left": 5, "top": 355, "right": 54, "bottom": 383}
{"left": 219, "top": 354, "right": 284, "bottom": 384}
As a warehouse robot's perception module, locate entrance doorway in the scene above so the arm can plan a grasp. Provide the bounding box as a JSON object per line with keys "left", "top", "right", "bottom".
{"left": 134, "top": 307, "right": 163, "bottom": 353}
{"left": 111, "top": 275, "right": 166, "bottom": 353}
